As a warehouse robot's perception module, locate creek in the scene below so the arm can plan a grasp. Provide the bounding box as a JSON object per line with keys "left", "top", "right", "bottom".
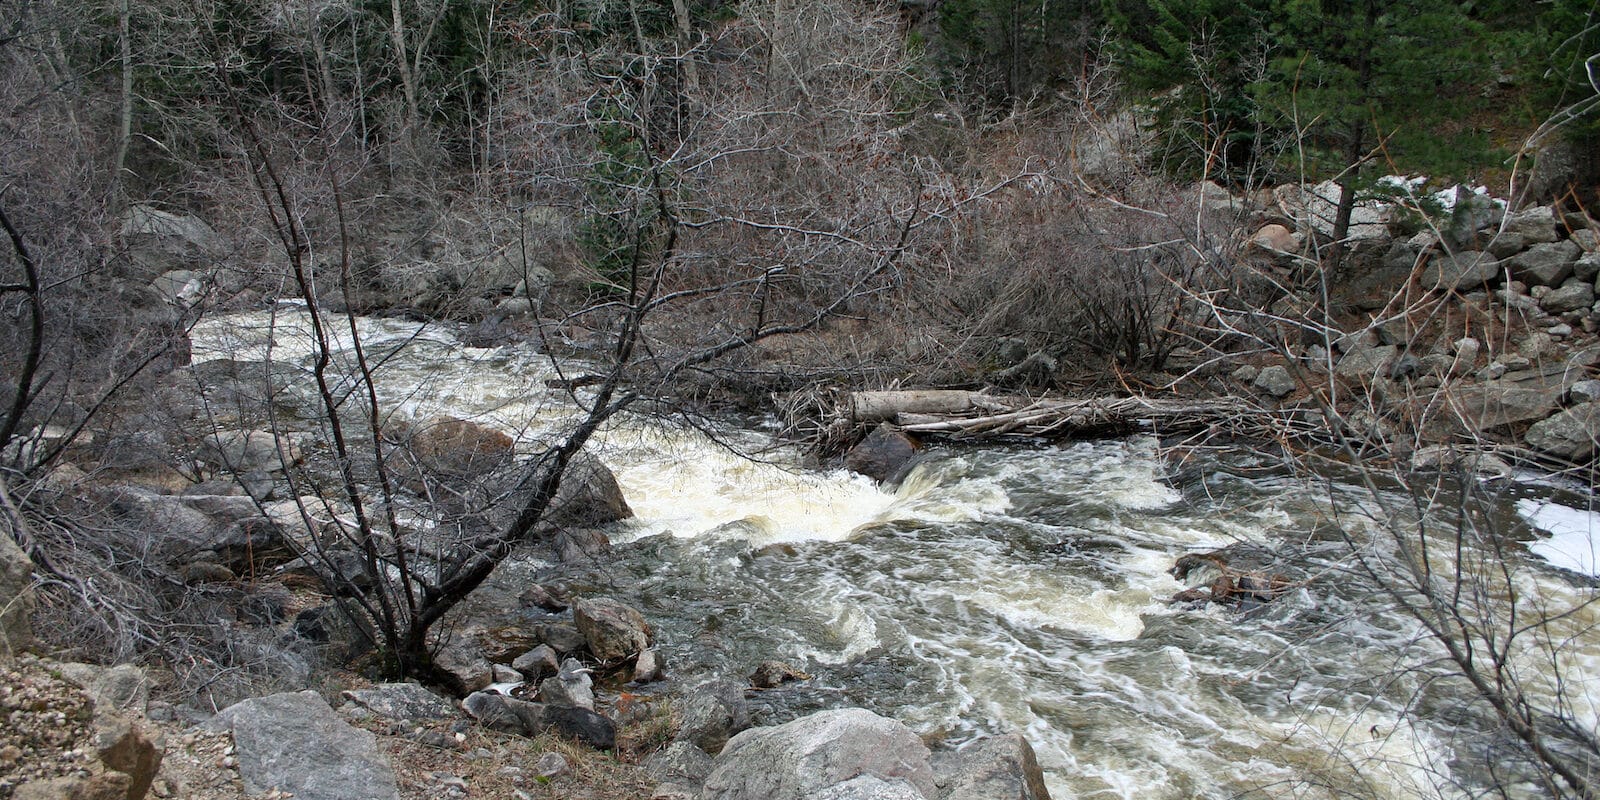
{"left": 190, "top": 308, "right": 1600, "bottom": 800}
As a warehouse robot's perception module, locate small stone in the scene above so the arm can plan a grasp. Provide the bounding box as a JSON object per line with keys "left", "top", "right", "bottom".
{"left": 1253, "top": 365, "right": 1296, "bottom": 398}
{"left": 632, "top": 648, "right": 666, "bottom": 684}
{"left": 749, "top": 660, "right": 812, "bottom": 689}
{"left": 1571, "top": 381, "right": 1600, "bottom": 404}
{"left": 1549, "top": 323, "right": 1574, "bottom": 338}
{"left": 535, "top": 751, "right": 570, "bottom": 779}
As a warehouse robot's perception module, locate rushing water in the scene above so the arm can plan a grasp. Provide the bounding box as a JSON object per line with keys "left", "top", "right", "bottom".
{"left": 191, "top": 309, "right": 1600, "bottom": 799}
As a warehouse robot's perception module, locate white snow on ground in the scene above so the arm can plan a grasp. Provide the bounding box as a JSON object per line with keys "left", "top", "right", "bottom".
{"left": 1518, "top": 498, "right": 1600, "bottom": 577}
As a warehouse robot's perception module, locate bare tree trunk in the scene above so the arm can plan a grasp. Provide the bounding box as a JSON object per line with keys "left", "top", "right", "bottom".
{"left": 114, "top": 0, "right": 132, "bottom": 190}
{"left": 388, "top": 0, "right": 419, "bottom": 133}
{"left": 671, "top": 0, "right": 699, "bottom": 95}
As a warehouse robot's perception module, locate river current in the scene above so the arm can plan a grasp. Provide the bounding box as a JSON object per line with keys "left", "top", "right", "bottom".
{"left": 191, "top": 309, "right": 1600, "bottom": 800}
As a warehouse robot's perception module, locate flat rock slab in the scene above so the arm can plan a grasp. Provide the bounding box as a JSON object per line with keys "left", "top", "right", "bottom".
{"left": 204, "top": 690, "right": 400, "bottom": 800}
{"left": 341, "top": 683, "right": 459, "bottom": 722}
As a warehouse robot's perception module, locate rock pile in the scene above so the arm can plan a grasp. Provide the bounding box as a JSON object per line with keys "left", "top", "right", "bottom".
{"left": 1219, "top": 179, "right": 1600, "bottom": 466}
{"left": 650, "top": 706, "right": 1052, "bottom": 800}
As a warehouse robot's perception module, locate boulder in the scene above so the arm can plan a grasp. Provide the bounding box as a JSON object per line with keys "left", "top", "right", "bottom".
{"left": 204, "top": 690, "right": 401, "bottom": 800}
{"left": 1501, "top": 205, "right": 1561, "bottom": 245}
{"left": 810, "top": 775, "right": 929, "bottom": 800}
{"left": 1509, "top": 240, "right": 1582, "bottom": 287}
{"left": 340, "top": 683, "right": 458, "bottom": 722}
{"left": 1410, "top": 446, "right": 1514, "bottom": 479}
{"left": 1195, "top": 181, "right": 1244, "bottom": 219}
{"left": 1541, "top": 279, "right": 1595, "bottom": 314}
{"left": 513, "top": 644, "right": 561, "bottom": 682}
{"left": 544, "top": 452, "right": 633, "bottom": 529}
{"left": 195, "top": 429, "right": 300, "bottom": 474}
{"left": 1443, "top": 187, "right": 1500, "bottom": 248}
{"left": 1569, "top": 380, "right": 1600, "bottom": 404}
{"left": 1448, "top": 367, "right": 1582, "bottom": 430}
{"left": 394, "top": 416, "right": 515, "bottom": 483}
{"left": 13, "top": 775, "right": 131, "bottom": 800}
{"left": 119, "top": 205, "right": 225, "bottom": 280}
{"left": 537, "top": 622, "right": 588, "bottom": 655}
{"left": 1424, "top": 251, "right": 1501, "bottom": 292}
{"left": 845, "top": 424, "right": 921, "bottom": 483}
{"left": 537, "top": 658, "right": 595, "bottom": 711}
{"left": 1334, "top": 345, "right": 1398, "bottom": 383}
{"left": 1253, "top": 365, "right": 1296, "bottom": 398}
{"left": 699, "top": 708, "right": 938, "bottom": 800}
{"left": 92, "top": 714, "right": 161, "bottom": 800}
{"left": 675, "top": 680, "right": 750, "bottom": 756}
{"left": 432, "top": 642, "right": 493, "bottom": 694}
{"left": 102, "top": 488, "right": 290, "bottom": 572}
{"left": 645, "top": 740, "right": 716, "bottom": 789}
{"left": 555, "top": 528, "right": 611, "bottom": 563}
{"left": 1525, "top": 403, "right": 1600, "bottom": 461}
{"left": 572, "top": 597, "right": 653, "bottom": 663}
{"left": 933, "top": 734, "right": 1052, "bottom": 800}
{"left": 0, "top": 529, "right": 35, "bottom": 657}
{"left": 55, "top": 663, "right": 150, "bottom": 716}
{"left": 460, "top": 692, "right": 616, "bottom": 749}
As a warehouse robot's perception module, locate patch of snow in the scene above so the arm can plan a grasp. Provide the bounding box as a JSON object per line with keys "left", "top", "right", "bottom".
{"left": 1517, "top": 498, "right": 1600, "bottom": 577}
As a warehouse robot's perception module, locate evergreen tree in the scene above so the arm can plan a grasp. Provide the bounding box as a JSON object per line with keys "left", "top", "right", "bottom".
{"left": 1253, "top": 0, "right": 1485, "bottom": 260}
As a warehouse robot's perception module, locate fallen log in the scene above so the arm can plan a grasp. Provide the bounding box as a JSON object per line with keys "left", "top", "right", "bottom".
{"left": 849, "top": 390, "right": 1019, "bottom": 423}
{"left": 843, "top": 390, "right": 1247, "bottom": 440}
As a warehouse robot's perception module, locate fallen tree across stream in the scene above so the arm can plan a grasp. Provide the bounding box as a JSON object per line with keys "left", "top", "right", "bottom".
{"left": 841, "top": 390, "right": 1252, "bottom": 440}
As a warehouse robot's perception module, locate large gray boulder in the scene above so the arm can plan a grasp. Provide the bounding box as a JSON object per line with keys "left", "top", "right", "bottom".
{"left": 699, "top": 708, "right": 938, "bottom": 800}
{"left": 204, "top": 690, "right": 401, "bottom": 800}
{"left": 1509, "top": 240, "right": 1582, "bottom": 287}
{"left": 1525, "top": 403, "right": 1600, "bottom": 461}
{"left": 1445, "top": 349, "right": 1600, "bottom": 430}
{"left": 120, "top": 205, "right": 226, "bottom": 280}
{"left": 0, "top": 529, "right": 34, "bottom": 657}
{"left": 812, "top": 775, "right": 930, "bottom": 800}
{"left": 1424, "top": 251, "right": 1501, "bottom": 292}
{"left": 493, "top": 451, "right": 633, "bottom": 532}
{"left": 1540, "top": 278, "right": 1595, "bottom": 314}
{"left": 572, "top": 596, "right": 653, "bottom": 663}
{"left": 1500, "top": 205, "right": 1561, "bottom": 245}
{"left": 933, "top": 734, "right": 1053, "bottom": 800}
{"left": 103, "top": 487, "right": 290, "bottom": 572}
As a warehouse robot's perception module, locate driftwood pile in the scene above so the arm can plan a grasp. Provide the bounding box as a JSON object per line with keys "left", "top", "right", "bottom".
{"left": 842, "top": 390, "right": 1249, "bottom": 440}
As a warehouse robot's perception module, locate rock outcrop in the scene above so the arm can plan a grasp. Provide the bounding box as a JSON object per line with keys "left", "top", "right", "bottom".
{"left": 204, "top": 690, "right": 401, "bottom": 800}
{"left": 699, "top": 708, "right": 938, "bottom": 800}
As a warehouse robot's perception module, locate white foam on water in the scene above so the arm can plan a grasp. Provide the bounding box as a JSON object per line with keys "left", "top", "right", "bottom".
{"left": 1518, "top": 498, "right": 1600, "bottom": 577}
{"left": 604, "top": 426, "right": 904, "bottom": 545}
